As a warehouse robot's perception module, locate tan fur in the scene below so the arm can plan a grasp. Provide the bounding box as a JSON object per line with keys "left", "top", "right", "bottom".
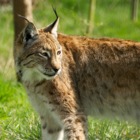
{"left": 14, "top": 17, "right": 140, "bottom": 140}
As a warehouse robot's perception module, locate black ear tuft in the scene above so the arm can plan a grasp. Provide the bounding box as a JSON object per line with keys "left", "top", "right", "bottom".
{"left": 43, "top": 8, "right": 59, "bottom": 38}
{"left": 52, "top": 7, "right": 59, "bottom": 19}
{"left": 18, "top": 14, "right": 31, "bottom": 23}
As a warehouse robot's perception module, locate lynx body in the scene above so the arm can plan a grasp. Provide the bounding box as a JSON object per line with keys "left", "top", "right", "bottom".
{"left": 14, "top": 11, "right": 140, "bottom": 140}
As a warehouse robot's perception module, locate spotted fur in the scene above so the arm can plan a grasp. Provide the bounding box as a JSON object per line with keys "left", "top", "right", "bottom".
{"left": 14, "top": 11, "right": 140, "bottom": 140}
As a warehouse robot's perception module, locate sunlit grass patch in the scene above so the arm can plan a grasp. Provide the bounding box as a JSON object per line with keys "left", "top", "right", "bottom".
{"left": 88, "top": 118, "right": 140, "bottom": 140}
{"left": 0, "top": 76, "right": 41, "bottom": 140}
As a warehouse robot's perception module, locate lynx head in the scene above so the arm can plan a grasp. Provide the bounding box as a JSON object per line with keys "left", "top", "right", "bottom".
{"left": 14, "top": 9, "right": 62, "bottom": 82}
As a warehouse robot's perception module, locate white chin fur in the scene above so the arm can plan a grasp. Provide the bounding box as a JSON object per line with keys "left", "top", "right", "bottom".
{"left": 22, "top": 68, "right": 44, "bottom": 82}
{"left": 22, "top": 68, "right": 61, "bottom": 82}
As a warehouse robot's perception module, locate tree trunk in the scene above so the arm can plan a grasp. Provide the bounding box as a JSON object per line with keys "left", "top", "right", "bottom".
{"left": 131, "top": 0, "right": 139, "bottom": 21}
{"left": 13, "top": 0, "right": 33, "bottom": 41}
{"left": 86, "top": 0, "right": 96, "bottom": 36}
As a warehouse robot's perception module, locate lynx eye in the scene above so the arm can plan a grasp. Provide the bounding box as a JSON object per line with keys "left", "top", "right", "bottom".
{"left": 42, "top": 52, "right": 49, "bottom": 57}
{"left": 39, "top": 51, "right": 50, "bottom": 58}
{"left": 57, "top": 50, "right": 61, "bottom": 55}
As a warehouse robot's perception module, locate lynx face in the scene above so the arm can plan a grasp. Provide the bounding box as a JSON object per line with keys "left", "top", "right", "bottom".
{"left": 20, "top": 34, "right": 62, "bottom": 81}
{"left": 14, "top": 15, "right": 61, "bottom": 81}
{"left": 35, "top": 38, "right": 62, "bottom": 79}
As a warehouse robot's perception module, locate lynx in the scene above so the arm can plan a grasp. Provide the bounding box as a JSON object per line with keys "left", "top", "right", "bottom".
{"left": 14, "top": 10, "right": 140, "bottom": 140}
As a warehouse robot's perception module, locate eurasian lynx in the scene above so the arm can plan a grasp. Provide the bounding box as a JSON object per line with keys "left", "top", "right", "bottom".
{"left": 14, "top": 10, "right": 140, "bottom": 140}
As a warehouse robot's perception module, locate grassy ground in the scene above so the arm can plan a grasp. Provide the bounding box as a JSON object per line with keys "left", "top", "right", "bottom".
{"left": 0, "top": 0, "right": 140, "bottom": 139}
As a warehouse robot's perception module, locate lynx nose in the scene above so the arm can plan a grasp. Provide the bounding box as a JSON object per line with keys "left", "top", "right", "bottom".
{"left": 53, "top": 68, "right": 59, "bottom": 73}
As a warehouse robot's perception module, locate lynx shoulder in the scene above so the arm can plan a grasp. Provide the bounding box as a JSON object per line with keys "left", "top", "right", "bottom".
{"left": 14, "top": 10, "right": 140, "bottom": 140}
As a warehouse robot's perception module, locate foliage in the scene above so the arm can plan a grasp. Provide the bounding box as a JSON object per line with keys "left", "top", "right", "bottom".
{"left": 0, "top": 0, "right": 140, "bottom": 139}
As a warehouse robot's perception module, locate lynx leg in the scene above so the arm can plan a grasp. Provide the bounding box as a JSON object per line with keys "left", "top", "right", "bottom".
{"left": 40, "top": 111, "right": 87, "bottom": 140}
{"left": 40, "top": 113, "right": 64, "bottom": 140}
{"left": 40, "top": 116, "right": 50, "bottom": 140}
{"left": 63, "top": 114, "right": 88, "bottom": 140}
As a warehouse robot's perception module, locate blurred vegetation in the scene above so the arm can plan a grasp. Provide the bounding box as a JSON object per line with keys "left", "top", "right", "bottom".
{"left": 0, "top": 0, "right": 140, "bottom": 139}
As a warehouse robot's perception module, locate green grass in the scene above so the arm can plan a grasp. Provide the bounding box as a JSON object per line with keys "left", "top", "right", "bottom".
{"left": 0, "top": 75, "right": 41, "bottom": 140}
{"left": 88, "top": 118, "right": 140, "bottom": 140}
{"left": 0, "top": 0, "right": 140, "bottom": 139}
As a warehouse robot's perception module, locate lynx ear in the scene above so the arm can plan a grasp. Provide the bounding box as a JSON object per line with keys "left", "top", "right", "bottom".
{"left": 43, "top": 8, "right": 59, "bottom": 38}
{"left": 23, "top": 23, "right": 38, "bottom": 45}
{"left": 18, "top": 15, "right": 38, "bottom": 46}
